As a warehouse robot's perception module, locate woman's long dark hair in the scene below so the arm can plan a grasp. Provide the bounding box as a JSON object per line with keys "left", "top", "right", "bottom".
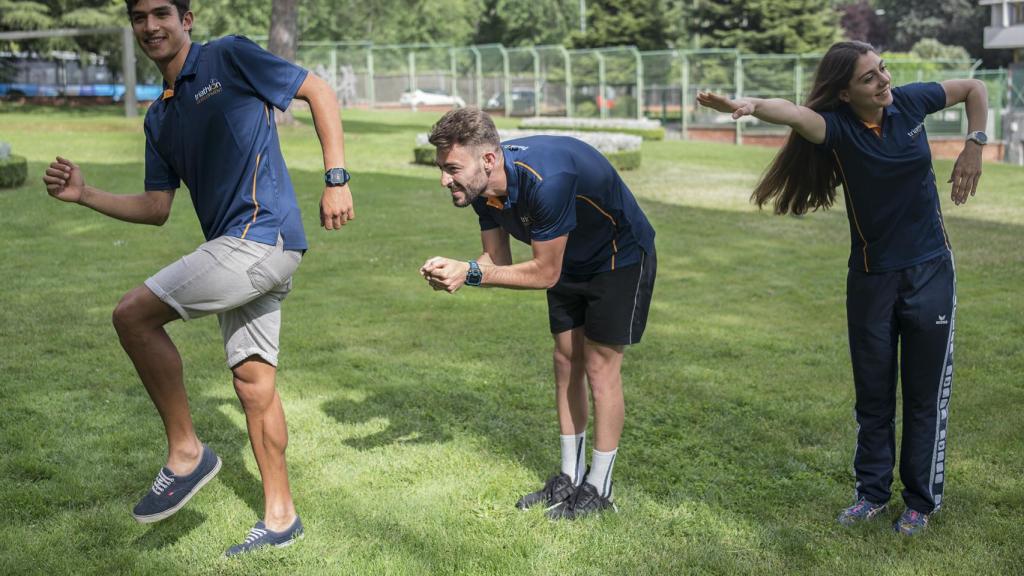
{"left": 752, "top": 41, "right": 874, "bottom": 215}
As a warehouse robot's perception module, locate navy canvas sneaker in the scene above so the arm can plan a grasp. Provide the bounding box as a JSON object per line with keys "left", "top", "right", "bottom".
{"left": 131, "top": 444, "right": 222, "bottom": 523}
{"left": 837, "top": 497, "right": 887, "bottom": 526}
{"left": 224, "top": 517, "right": 304, "bottom": 557}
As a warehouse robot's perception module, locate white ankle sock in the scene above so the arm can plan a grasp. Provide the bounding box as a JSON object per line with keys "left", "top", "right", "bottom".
{"left": 586, "top": 448, "right": 617, "bottom": 497}
{"left": 559, "top": 433, "right": 586, "bottom": 486}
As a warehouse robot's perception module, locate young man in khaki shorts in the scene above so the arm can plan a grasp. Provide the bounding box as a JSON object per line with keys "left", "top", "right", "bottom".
{"left": 42, "top": 0, "right": 354, "bottom": 556}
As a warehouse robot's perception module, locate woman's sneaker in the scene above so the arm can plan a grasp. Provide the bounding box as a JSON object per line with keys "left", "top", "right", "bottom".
{"left": 893, "top": 508, "right": 929, "bottom": 536}
{"left": 132, "top": 444, "right": 222, "bottom": 523}
{"left": 224, "top": 516, "right": 304, "bottom": 557}
{"left": 515, "top": 472, "right": 577, "bottom": 514}
{"left": 836, "top": 498, "right": 887, "bottom": 526}
{"left": 555, "top": 481, "right": 618, "bottom": 520}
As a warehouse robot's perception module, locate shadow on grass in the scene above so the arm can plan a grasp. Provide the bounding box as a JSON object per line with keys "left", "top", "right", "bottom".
{"left": 196, "top": 396, "right": 265, "bottom": 519}
{"left": 133, "top": 508, "right": 206, "bottom": 551}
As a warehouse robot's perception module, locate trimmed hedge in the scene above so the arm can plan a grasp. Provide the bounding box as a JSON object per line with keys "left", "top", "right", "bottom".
{"left": 605, "top": 149, "right": 642, "bottom": 171}
{"left": 519, "top": 122, "right": 665, "bottom": 141}
{"left": 414, "top": 145, "right": 436, "bottom": 166}
{"left": 413, "top": 145, "right": 642, "bottom": 171}
{"left": 0, "top": 155, "right": 28, "bottom": 189}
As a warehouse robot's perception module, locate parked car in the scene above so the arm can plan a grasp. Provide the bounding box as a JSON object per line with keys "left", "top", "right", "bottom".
{"left": 399, "top": 88, "right": 465, "bottom": 107}
{"left": 486, "top": 88, "right": 536, "bottom": 115}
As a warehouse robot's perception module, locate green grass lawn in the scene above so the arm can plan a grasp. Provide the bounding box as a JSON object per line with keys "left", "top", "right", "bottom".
{"left": 1, "top": 104, "right": 1022, "bottom": 575}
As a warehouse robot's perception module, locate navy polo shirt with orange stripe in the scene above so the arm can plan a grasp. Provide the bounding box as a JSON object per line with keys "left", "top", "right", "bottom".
{"left": 818, "top": 82, "right": 949, "bottom": 272}
{"left": 472, "top": 135, "right": 655, "bottom": 275}
{"left": 143, "top": 36, "right": 309, "bottom": 250}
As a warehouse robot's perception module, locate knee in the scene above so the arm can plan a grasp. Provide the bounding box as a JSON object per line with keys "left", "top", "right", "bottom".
{"left": 112, "top": 290, "right": 145, "bottom": 336}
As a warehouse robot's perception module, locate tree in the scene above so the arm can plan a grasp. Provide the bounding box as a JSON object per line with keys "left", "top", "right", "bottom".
{"left": 838, "top": 0, "right": 888, "bottom": 49}
{"left": 267, "top": 0, "right": 297, "bottom": 124}
{"left": 569, "top": 0, "right": 681, "bottom": 50}
{"left": 874, "top": 0, "right": 986, "bottom": 58}
{"left": 474, "top": 0, "right": 574, "bottom": 47}
{"left": 690, "top": 0, "right": 839, "bottom": 54}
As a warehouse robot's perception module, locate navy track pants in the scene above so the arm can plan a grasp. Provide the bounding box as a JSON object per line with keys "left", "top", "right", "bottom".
{"left": 846, "top": 253, "right": 956, "bottom": 514}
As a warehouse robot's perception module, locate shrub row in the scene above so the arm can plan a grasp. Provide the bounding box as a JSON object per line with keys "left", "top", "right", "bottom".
{"left": 0, "top": 155, "right": 28, "bottom": 189}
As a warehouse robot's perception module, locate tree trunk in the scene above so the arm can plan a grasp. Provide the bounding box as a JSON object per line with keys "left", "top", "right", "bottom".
{"left": 268, "top": 0, "right": 298, "bottom": 125}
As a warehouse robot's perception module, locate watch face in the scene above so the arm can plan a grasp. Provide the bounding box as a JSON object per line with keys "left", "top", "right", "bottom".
{"left": 971, "top": 132, "right": 987, "bottom": 144}
{"left": 325, "top": 168, "right": 349, "bottom": 186}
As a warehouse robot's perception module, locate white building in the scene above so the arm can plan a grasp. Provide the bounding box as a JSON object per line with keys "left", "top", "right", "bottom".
{"left": 982, "top": 0, "right": 1024, "bottom": 51}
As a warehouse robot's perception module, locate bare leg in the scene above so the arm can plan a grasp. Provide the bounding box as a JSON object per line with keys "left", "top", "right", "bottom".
{"left": 583, "top": 338, "right": 625, "bottom": 452}
{"left": 553, "top": 327, "right": 588, "bottom": 434}
{"left": 232, "top": 356, "right": 296, "bottom": 532}
{"left": 112, "top": 285, "right": 201, "bottom": 475}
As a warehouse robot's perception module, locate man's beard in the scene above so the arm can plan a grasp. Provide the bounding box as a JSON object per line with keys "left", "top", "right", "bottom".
{"left": 451, "top": 168, "right": 489, "bottom": 207}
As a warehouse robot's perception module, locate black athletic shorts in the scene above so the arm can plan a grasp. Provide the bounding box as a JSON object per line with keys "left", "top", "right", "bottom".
{"left": 546, "top": 249, "right": 656, "bottom": 346}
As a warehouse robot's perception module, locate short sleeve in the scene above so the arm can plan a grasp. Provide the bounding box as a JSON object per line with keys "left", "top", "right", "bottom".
{"left": 472, "top": 198, "right": 501, "bottom": 231}
{"left": 894, "top": 82, "right": 947, "bottom": 118}
{"left": 226, "top": 35, "right": 309, "bottom": 111}
{"left": 817, "top": 110, "right": 844, "bottom": 150}
{"left": 529, "top": 173, "right": 577, "bottom": 241}
{"left": 143, "top": 123, "right": 179, "bottom": 191}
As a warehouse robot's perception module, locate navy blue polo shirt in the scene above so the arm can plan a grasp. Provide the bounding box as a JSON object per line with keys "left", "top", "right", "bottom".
{"left": 144, "top": 36, "right": 309, "bottom": 250}
{"left": 818, "top": 82, "right": 950, "bottom": 272}
{"left": 472, "top": 135, "right": 655, "bottom": 275}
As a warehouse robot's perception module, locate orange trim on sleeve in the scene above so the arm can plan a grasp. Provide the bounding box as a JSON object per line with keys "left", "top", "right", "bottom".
{"left": 514, "top": 161, "right": 543, "bottom": 181}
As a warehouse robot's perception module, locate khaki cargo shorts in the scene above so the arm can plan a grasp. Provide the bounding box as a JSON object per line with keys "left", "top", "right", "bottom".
{"left": 144, "top": 235, "right": 302, "bottom": 368}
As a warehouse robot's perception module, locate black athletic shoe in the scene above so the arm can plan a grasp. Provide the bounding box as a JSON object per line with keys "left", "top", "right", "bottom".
{"left": 515, "top": 472, "right": 576, "bottom": 513}
{"left": 558, "top": 481, "right": 617, "bottom": 520}
{"left": 131, "top": 444, "right": 222, "bottom": 523}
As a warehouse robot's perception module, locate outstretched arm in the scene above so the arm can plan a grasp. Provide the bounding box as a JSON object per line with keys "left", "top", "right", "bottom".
{"left": 697, "top": 91, "right": 827, "bottom": 145}
{"left": 42, "top": 156, "right": 173, "bottom": 225}
{"left": 941, "top": 79, "right": 988, "bottom": 206}
{"left": 294, "top": 73, "right": 354, "bottom": 230}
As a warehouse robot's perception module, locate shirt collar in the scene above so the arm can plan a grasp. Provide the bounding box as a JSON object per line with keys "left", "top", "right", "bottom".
{"left": 489, "top": 146, "right": 520, "bottom": 209}
{"left": 161, "top": 41, "right": 202, "bottom": 96}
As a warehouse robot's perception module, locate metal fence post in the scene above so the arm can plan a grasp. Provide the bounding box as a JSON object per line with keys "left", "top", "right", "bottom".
{"left": 450, "top": 48, "right": 458, "bottom": 101}
{"left": 469, "top": 46, "right": 482, "bottom": 107}
{"left": 734, "top": 53, "right": 743, "bottom": 145}
{"left": 596, "top": 50, "right": 607, "bottom": 120}
{"left": 121, "top": 27, "right": 137, "bottom": 118}
{"left": 632, "top": 46, "right": 643, "bottom": 120}
{"left": 499, "top": 44, "right": 510, "bottom": 117}
{"left": 681, "top": 51, "right": 690, "bottom": 139}
{"left": 794, "top": 56, "right": 802, "bottom": 106}
{"left": 367, "top": 47, "right": 375, "bottom": 108}
{"left": 562, "top": 46, "right": 572, "bottom": 117}
{"left": 529, "top": 46, "right": 541, "bottom": 116}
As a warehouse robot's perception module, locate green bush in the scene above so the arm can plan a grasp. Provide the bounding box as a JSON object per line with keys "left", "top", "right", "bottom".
{"left": 414, "top": 145, "right": 640, "bottom": 171}
{"left": 413, "top": 146, "right": 436, "bottom": 166}
{"left": 519, "top": 123, "right": 664, "bottom": 141}
{"left": 0, "top": 155, "right": 28, "bottom": 189}
{"left": 574, "top": 101, "right": 599, "bottom": 118}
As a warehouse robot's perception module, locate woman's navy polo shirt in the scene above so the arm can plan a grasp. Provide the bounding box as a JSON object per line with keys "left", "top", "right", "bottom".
{"left": 819, "top": 82, "right": 951, "bottom": 273}
{"left": 471, "top": 135, "right": 656, "bottom": 276}
{"left": 143, "top": 36, "right": 309, "bottom": 250}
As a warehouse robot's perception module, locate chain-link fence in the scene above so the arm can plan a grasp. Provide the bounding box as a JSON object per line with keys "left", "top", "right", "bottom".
{"left": 4, "top": 34, "right": 1020, "bottom": 142}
